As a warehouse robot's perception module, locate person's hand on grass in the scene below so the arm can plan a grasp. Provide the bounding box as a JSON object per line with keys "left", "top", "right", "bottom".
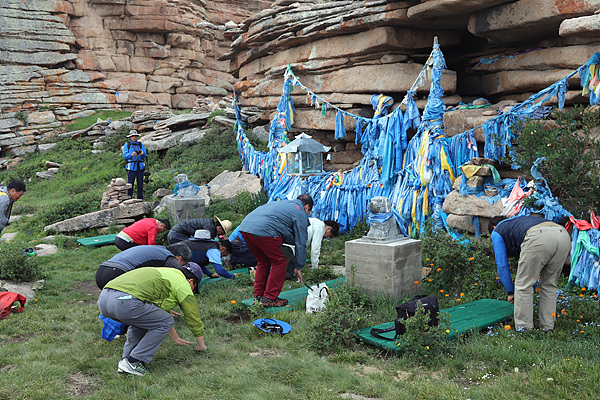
{"left": 174, "top": 337, "right": 193, "bottom": 346}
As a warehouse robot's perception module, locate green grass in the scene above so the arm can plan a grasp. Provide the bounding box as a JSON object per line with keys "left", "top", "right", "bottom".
{"left": 2, "top": 111, "right": 600, "bottom": 399}
{"left": 1, "top": 244, "right": 600, "bottom": 400}
{"left": 65, "top": 110, "right": 132, "bottom": 132}
{"left": 0, "top": 112, "right": 242, "bottom": 242}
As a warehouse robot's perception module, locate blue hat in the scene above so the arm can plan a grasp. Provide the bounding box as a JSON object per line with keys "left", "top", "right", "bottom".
{"left": 183, "top": 261, "right": 203, "bottom": 281}
{"left": 182, "top": 262, "right": 203, "bottom": 292}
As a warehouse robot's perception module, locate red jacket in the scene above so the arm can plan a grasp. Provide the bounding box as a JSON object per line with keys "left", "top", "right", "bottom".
{"left": 122, "top": 218, "right": 159, "bottom": 245}
{"left": 0, "top": 291, "right": 26, "bottom": 319}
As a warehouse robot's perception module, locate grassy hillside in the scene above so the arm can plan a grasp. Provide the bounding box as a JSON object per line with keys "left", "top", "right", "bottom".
{"left": 1, "top": 111, "right": 600, "bottom": 399}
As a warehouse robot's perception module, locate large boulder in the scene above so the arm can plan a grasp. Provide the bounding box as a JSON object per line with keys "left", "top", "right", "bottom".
{"left": 207, "top": 170, "right": 263, "bottom": 200}
{"left": 44, "top": 202, "right": 153, "bottom": 233}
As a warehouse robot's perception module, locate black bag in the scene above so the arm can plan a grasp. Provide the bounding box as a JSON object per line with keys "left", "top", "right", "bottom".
{"left": 260, "top": 320, "right": 283, "bottom": 334}
{"left": 370, "top": 295, "right": 439, "bottom": 340}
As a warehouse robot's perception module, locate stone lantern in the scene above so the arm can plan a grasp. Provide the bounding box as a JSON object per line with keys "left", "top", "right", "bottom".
{"left": 278, "top": 133, "right": 330, "bottom": 177}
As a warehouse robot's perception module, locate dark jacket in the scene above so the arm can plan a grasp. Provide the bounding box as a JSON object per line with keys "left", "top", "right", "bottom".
{"left": 100, "top": 245, "right": 178, "bottom": 272}
{"left": 180, "top": 239, "right": 219, "bottom": 268}
{"left": 172, "top": 218, "right": 217, "bottom": 239}
{"left": 491, "top": 215, "right": 555, "bottom": 294}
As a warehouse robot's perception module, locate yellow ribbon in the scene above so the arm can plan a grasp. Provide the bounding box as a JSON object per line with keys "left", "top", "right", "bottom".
{"left": 277, "top": 153, "right": 287, "bottom": 174}
{"left": 440, "top": 146, "right": 456, "bottom": 182}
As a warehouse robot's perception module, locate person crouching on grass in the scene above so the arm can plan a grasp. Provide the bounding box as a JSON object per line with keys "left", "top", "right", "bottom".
{"left": 97, "top": 263, "right": 206, "bottom": 376}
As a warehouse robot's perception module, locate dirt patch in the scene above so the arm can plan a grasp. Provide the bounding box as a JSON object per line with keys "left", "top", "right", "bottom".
{"left": 394, "top": 370, "right": 413, "bottom": 381}
{"left": 64, "top": 372, "right": 101, "bottom": 398}
{"left": 223, "top": 308, "right": 251, "bottom": 323}
{"left": 339, "top": 393, "right": 380, "bottom": 400}
{"left": 356, "top": 364, "right": 385, "bottom": 377}
{"left": 71, "top": 280, "right": 101, "bottom": 302}
{"left": 1, "top": 334, "right": 33, "bottom": 345}
{"left": 1, "top": 364, "right": 17, "bottom": 372}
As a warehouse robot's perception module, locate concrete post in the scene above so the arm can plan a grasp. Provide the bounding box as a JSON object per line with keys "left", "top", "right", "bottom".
{"left": 163, "top": 196, "right": 205, "bottom": 224}
{"left": 345, "top": 237, "right": 422, "bottom": 300}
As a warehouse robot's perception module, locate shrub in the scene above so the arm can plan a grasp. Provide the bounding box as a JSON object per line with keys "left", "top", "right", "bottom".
{"left": 304, "top": 265, "right": 338, "bottom": 282}
{"left": 394, "top": 303, "right": 451, "bottom": 363}
{"left": 509, "top": 105, "right": 600, "bottom": 216}
{"left": 0, "top": 243, "right": 43, "bottom": 282}
{"left": 233, "top": 191, "right": 268, "bottom": 215}
{"left": 306, "top": 277, "right": 372, "bottom": 353}
{"left": 245, "top": 127, "right": 269, "bottom": 153}
{"left": 421, "top": 226, "right": 505, "bottom": 306}
{"left": 14, "top": 110, "right": 29, "bottom": 124}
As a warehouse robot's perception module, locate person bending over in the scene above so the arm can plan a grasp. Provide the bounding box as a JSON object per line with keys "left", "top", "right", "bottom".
{"left": 115, "top": 218, "right": 170, "bottom": 250}
{"left": 181, "top": 230, "right": 235, "bottom": 279}
{"left": 97, "top": 263, "right": 206, "bottom": 376}
{"left": 96, "top": 242, "right": 192, "bottom": 289}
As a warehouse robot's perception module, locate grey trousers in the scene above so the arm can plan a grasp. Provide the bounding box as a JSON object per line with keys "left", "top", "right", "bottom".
{"left": 97, "top": 289, "right": 174, "bottom": 363}
{"left": 514, "top": 224, "right": 571, "bottom": 331}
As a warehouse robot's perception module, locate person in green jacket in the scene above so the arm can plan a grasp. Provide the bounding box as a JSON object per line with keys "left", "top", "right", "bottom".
{"left": 97, "top": 264, "right": 206, "bottom": 376}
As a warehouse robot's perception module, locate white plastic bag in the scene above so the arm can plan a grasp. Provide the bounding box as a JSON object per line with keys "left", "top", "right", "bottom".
{"left": 306, "top": 282, "right": 329, "bottom": 313}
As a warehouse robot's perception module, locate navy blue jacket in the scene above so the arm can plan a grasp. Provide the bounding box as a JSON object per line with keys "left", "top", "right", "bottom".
{"left": 491, "top": 216, "right": 551, "bottom": 294}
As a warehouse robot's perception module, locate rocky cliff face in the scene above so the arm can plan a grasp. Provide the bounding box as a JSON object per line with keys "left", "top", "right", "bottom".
{"left": 2, "top": 0, "right": 600, "bottom": 165}
{"left": 0, "top": 0, "right": 273, "bottom": 161}
{"left": 227, "top": 0, "right": 600, "bottom": 169}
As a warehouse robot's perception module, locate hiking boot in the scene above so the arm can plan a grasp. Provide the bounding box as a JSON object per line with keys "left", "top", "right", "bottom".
{"left": 222, "top": 255, "right": 233, "bottom": 270}
{"left": 117, "top": 358, "right": 148, "bottom": 376}
{"left": 260, "top": 297, "right": 288, "bottom": 307}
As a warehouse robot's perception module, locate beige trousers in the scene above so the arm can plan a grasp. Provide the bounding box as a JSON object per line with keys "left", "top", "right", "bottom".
{"left": 514, "top": 224, "right": 570, "bottom": 330}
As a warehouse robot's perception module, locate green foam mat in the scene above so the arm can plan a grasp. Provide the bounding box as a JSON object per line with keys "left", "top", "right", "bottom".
{"left": 77, "top": 234, "right": 117, "bottom": 248}
{"left": 241, "top": 277, "right": 346, "bottom": 312}
{"left": 355, "top": 298, "right": 514, "bottom": 353}
{"left": 198, "top": 267, "right": 249, "bottom": 288}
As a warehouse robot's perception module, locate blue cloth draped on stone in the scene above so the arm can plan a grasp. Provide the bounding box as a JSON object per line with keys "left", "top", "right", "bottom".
{"left": 368, "top": 211, "right": 393, "bottom": 224}
{"left": 232, "top": 47, "right": 590, "bottom": 242}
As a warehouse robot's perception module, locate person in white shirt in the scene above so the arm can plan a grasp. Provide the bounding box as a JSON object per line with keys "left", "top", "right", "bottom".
{"left": 306, "top": 218, "right": 339, "bottom": 268}
{"left": 286, "top": 218, "right": 339, "bottom": 280}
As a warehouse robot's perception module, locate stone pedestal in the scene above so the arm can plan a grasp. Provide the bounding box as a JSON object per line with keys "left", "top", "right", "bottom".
{"left": 345, "top": 237, "right": 422, "bottom": 300}
{"left": 163, "top": 196, "right": 205, "bottom": 224}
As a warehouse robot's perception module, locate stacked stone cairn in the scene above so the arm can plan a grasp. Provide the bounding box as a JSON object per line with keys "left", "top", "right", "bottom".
{"left": 442, "top": 157, "right": 527, "bottom": 236}
{"left": 101, "top": 178, "right": 139, "bottom": 209}
{"left": 193, "top": 97, "right": 221, "bottom": 114}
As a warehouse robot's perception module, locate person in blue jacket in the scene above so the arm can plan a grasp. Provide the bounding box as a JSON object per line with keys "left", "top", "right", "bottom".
{"left": 180, "top": 230, "right": 235, "bottom": 279}
{"left": 490, "top": 215, "right": 570, "bottom": 332}
{"left": 238, "top": 194, "right": 312, "bottom": 308}
{"left": 123, "top": 130, "right": 147, "bottom": 200}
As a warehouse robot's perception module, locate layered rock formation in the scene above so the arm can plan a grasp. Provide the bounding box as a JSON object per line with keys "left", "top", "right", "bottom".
{"left": 223, "top": 0, "right": 600, "bottom": 233}
{"left": 2, "top": 0, "right": 600, "bottom": 179}
{"left": 227, "top": 0, "right": 600, "bottom": 167}
{"left": 0, "top": 0, "right": 273, "bottom": 160}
